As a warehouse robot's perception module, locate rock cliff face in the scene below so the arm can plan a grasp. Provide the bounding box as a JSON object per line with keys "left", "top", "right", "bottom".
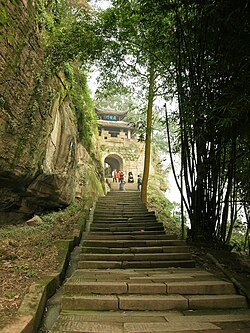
{"left": 0, "top": 1, "right": 104, "bottom": 224}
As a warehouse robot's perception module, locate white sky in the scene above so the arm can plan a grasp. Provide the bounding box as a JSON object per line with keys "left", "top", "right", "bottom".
{"left": 89, "top": 0, "right": 112, "bottom": 10}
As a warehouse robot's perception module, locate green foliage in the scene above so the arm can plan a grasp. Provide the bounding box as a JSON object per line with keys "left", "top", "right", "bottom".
{"left": 35, "top": 2, "right": 99, "bottom": 149}
{"left": 147, "top": 174, "right": 182, "bottom": 234}
{"left": 0, "top": 5, "right": 8, "bottom": 24}
{"left": 36, "top": 0, "right": 99, "bottom": 72}
{"left": 70, "top": 67, "right": 97, "bottom": 150}
{"left": 95, "top": 83, "right": 137, "bottom": 112}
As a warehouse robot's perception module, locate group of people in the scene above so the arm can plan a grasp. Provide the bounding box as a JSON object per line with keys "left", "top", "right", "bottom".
{"left": 111, "top": 169, "right": 142, "bottom": 191}
{"left": 112, "top": 169, "right": 125, "bottom": 183}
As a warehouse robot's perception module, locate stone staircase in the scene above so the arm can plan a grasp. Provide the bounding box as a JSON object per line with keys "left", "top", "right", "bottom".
{"left": 48, "top": 192, "right": 250, "bottom": 333}
{"left": 107, "top": 178, "right": 138, "bottom": 191}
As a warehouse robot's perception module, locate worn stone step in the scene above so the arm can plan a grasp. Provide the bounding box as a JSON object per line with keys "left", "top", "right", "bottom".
{"left": 64, "top": 280, "right": 236, "bottom": 296}
{"left": 79, "top": 252, "right": 192, "bottom": 262}
{"left": 62, "top": 294, "right": 247, "bottom": 312}
{"left": 166, "top": 280, "right": 236, "bottom": 294}
{"left": 85, "top": 234, "right": 177, "bottom": 240}
{"left": 187, "top": 294, "right": 248, "bottom": 309}
{"left": 92, "top": 216, "right": 158, "bottom": 223}
{"left": 94, "top": 210, "right": 149, "bottom": 216}
{"left": 95, "top": 205, "right": 147, "bottom": 210}
{"left": 91, "top": 220, "right": 163, "bottom": 228}
{"left": 93, "top": 212, "right": 155, "bottom": 218}
{"left": 49, "top": 309, "right": 250, "bottom": 333}
{"left": 70, "top": 268, "right": 216, "bottom": 282}
{"left": 94, "top": 206, "right": 148, "bottom": 211}
{"left": 87, "top": 230, "right": 166, "bottom": 236}
{"left": 82, "top": 245, "right": 191, "bottom": 254}
{"left": 89, "top": 227, "right": 165, "bottom": 233}
{"left": 90, "top": 225, "right": 164, "bottom": 232}
{"left": 94, "top": 210, "right": 155, "bottom": 214}
{"left": 82, "top": 239, "right": 186, "bottom": 247}
{"left": 61, "top": 294, "right": 189, "bottom": 311}
{"left": 92, "top": 216, "right": 157, "bottom": 225}
{"left": 77, "top": 259, "right": 196, "bottom": 269}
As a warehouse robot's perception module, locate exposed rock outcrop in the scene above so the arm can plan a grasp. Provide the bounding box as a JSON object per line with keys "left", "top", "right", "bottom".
{"left": 0, "top": 1, "right": 104, "bottom": 224}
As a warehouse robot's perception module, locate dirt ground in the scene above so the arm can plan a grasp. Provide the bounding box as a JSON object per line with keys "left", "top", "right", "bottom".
{"left": 0, "top": 218, "right": 250, "bottom": 330}
{"left": 0, "top": 205, "right": 84, "bottom": 330}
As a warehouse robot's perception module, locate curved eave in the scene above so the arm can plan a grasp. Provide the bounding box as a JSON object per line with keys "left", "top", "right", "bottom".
{"left": 97, "top": 119, "right": 134, "bottom": 130}
{"left": 95, "top": 107, "right": 128, "bottom": 117}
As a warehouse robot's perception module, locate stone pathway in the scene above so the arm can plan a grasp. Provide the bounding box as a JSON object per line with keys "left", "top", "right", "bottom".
{"left": 47, "top": 192, "right": 250, "bottom": 333}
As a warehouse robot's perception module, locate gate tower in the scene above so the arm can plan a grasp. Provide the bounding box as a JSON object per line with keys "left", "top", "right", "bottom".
{"left": 95, "top": 107, "right": 146, "bottom": 182}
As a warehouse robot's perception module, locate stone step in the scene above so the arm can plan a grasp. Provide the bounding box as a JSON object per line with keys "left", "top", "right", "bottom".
{"left": 92, "top": 216, "right": 157, "bottom": 223}
{"left": 85, "top": 234, "right": 177, "bottom": 240}
{"left": 95, "top": 203, "right": 146, "bottom": 207}
{"left": 87, "top": 230, "right": 166, "bottom": 236}
{"left": 82, "top": 245, "right": 191, "bottom": 254}
{"left": 94, "top": 210, "right": 155, "bottom": 215}
{"left": 96, "top": 201, "right": 143, "bottom": 205}
{"left": 82, "top": 239, "right": 187, "bottom": 247}
{"left": 77, "top": 259, "right": 196, "bottom": 269}
{"left": 64, "top": 280, "right": 236, "bottom": 295}
{"left": 93, "top": 213, "right": 156, "bottom": 218}
{"left": 70, "top": 268, "right": 219, "bottom": 282}
{"left": 94, "top": 209, "right": 149, "bottom": 215}
{"left": 90, "top": 221, "right": 162, "bottom": 228}
{"left": 93, "top": 214, "right": 156, "bottom": 220}
{"left": 61, "top": 294, "right": 188, "bottom": 311}
{"left": 49, "top": 309, "right": 250, "bottom": 333}
{"left": 79, "top": 252, "right": 193, "bottom": 262}
{"left": 61, "top": 294, "right": 247, "bottom": 312}
{"left": 90, "top": 225, "right": 164, "bottom": 232}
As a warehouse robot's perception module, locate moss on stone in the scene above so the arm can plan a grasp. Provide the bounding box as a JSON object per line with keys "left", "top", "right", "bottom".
{"left": 0, "top": 5, "right": 8, "bottom": 24}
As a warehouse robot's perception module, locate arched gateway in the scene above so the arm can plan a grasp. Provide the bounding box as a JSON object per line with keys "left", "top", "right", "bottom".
{"left": 104, "top": 153, "right": 123, "bottom": 177}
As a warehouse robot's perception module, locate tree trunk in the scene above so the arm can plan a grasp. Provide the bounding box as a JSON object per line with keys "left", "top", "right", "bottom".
{"left": 141, "top": 63, "right": 155, "bottom": 204}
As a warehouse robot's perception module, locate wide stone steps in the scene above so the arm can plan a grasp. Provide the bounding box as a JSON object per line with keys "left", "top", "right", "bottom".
{"left": 61, "top": 294, "right": 247, "bottom": 312}
{"left": 82, "top": 239, "right": 187, "bottom": 247}
{"left": 64, "top": 279, "right": 236, "bottom": 295}
{"left": 93, "top": 212, "right": 156, "bottom": 219}
{"left": 92, "top": 215, "right": 158, "bottom": 222}
{"left": 78, "top": 260, "right": 196, "bottom": 269}
{"left": 48, "top": 308, "right": 250, "bottom": 333}
{"left": 79, "top": 252, "right": 193, "bottom": 262}
{"left": 94, "top": 205, "right": 148, "bottom": 210}
{"left": 89, "top": 227, "right": 165, "bottom": 234}
{"left": 84, "top": 234, "right": 176, "bottom": 240}
{"left": 47, "top": 192, "right": 249, "bottom": 333}
{"left": 90, "top": 223, "right": 164, "bottom": 231}
{"left": 82, "top": 245, "right": 190, "bottom": 254}
{"left": 90, "top": 218, "right": 161, "bottom": 224}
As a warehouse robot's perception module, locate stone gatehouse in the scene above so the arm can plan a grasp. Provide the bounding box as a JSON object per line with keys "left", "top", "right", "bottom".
{"left": 95, "top": 107, "right": 145, "bottom": 182}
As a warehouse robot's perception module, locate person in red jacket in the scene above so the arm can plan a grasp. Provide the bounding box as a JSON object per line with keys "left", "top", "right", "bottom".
{"left": 116, "top": 170, "right": 121, "bottom": 182}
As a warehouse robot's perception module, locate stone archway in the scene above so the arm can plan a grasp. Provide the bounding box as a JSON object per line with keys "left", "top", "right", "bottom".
{"left": 104, "top": 153, "right": 123, "bottom": 177}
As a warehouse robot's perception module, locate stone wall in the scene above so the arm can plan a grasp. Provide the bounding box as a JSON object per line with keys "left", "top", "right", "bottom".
{"left": 99, "top": 128, "right": 153, "bottom": 180}
{"left": 0, "top": 1, "right": 104, "bottom": 224}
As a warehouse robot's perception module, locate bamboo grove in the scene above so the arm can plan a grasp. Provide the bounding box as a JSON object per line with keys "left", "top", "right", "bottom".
{"left": 93, "top": 0, "right": 250, "bottom": 246}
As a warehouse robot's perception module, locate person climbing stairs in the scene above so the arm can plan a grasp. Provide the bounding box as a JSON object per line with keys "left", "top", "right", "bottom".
{"left": 46, "top": 192, "right": 250, "bottom": 333}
